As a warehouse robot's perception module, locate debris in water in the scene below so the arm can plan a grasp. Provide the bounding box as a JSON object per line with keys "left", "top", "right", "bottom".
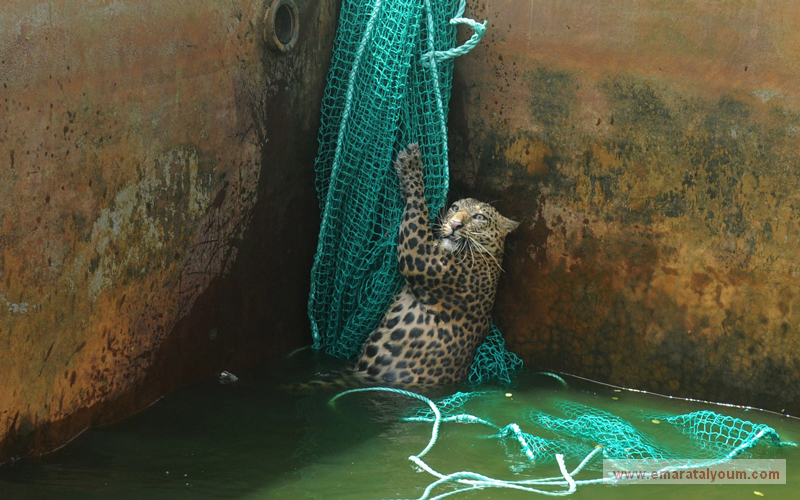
{"left": 219, "top": 371, "right": 239, "bottom": 384}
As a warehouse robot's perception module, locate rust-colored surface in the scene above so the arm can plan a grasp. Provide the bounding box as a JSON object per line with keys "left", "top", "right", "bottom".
{"left": 450, "top": 0, "right": 800, "bottom": 413}
{"left": 0, "top": 0, "right": 338, "bottom": 461}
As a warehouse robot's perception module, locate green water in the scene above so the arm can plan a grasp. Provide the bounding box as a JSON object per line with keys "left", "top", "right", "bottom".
{"left": 1, "top": 351, "right": 798, "bottom": 500}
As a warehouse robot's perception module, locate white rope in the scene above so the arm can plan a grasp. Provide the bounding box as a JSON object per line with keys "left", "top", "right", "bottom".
{"left": 331, "top": 387, "right": 615, "bottom": 499}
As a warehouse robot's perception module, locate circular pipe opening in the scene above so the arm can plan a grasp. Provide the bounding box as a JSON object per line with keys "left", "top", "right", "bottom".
{"left": 264, "top": 0, "right": 299, "bottom": 52}
{"left": 274, "top": 5, "right": 294, "bottom": 45}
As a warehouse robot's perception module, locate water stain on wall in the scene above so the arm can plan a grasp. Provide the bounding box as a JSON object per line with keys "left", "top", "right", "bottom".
{"left": 0, "top": 0, "right": 338, "bottom": 460}
{"left": 450, "top": 0, "right": 800, "bottom": 414}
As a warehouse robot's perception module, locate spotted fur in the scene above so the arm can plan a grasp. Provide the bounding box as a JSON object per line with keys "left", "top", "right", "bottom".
{"left": 354, "top": 144, "right": 519, "bottom": 385}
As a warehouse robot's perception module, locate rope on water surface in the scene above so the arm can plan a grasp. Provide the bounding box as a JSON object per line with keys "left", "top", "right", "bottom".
{"left": 330, "top": 386, "right": 795, "bottom": 498}
{"left": 330, "top": 387, "right": 617, "bottom": 499}
{"left": 331, "top": 387, "right": 442, "bottom": 458}
{"left": 534, "top": 371, "right": 569, "bottom": 387}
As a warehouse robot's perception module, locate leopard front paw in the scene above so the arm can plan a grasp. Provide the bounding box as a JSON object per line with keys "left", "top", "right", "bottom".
{"left": 394, "top": 143, "right": 423, "bottom": 197}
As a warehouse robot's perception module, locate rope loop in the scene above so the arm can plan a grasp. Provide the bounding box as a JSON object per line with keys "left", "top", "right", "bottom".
{"left": 421, "top": 16, "right": 487, "bottom": 68}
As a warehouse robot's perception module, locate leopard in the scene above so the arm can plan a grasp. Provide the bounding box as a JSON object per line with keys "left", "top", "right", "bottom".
{"left": 354, "top": 143, "right": 519, "bottom": 385}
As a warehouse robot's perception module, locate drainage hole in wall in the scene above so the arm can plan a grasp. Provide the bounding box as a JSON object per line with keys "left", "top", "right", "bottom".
{"left": 264, "top": 0, "right": 299, "bottom": 52}
{"left": 274, "top": 4, "right": 294, "bottom": 45}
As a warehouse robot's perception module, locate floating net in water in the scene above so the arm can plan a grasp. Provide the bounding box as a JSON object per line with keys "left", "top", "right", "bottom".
{"left": 331, "top": 387, "right": 796, "bottom": 499}
{"left": 308, "top": 0, "right": 522, "bottom": 383}
{"left": 653, "top": 410, "right": 786, "bottom": 459}
{"left": 518, "top": 402, "right": 791, "bottom": 466}
{"left": 526, "top": 401, "right": 672, "bottom": 462}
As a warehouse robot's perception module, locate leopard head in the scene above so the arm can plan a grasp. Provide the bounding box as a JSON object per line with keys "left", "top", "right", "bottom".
{"left": 437, "top": 198, "right": 519, "bottom": 260}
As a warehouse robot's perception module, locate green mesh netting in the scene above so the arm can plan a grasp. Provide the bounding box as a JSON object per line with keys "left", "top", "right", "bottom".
{"left": 308, "top": 0, "right": 522, "bottom": 383}
{"left": 526, "top": 401, "right": 672, "bottom": 461}
{"left": 400, "top": 392, "right": 792, "bottom": 467}
{"left": 469, "top": 325, "right": 524, "bottom": 383}
{"left": 330, "top": 387, "right": 795, "bottom": 498}
{"left": 650, "top": 410, "right": 786, "bottom": 458}
{"left": 516, "top": 401, "right": 793, "bottom": 469}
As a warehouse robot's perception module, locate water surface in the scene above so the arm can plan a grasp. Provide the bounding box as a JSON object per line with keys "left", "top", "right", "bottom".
{"left": 1, "top": 351, "right": 798, "bottom": 499}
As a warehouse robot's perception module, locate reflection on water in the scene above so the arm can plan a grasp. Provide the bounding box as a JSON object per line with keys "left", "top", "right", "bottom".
{"left": 1, "top": 350, "right": 798, "bottom": 500}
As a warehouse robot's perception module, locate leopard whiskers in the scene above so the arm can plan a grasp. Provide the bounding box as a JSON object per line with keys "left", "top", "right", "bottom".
{"left": 433, "top": 210, "right": 448, "bottom": 238}
{"left": 458, "top": 227, "right": 512, "bottom": 262}
{"left": 456, "top": 238, "right": 471, "bottom": 265}
{"left": 452, "top": 237, "right": 479, "bottom": 269}
{"left": 464, "top": 235, "right": 505, "bottom": 272}
{"left": 466, "top": 239, "right": 476, "bottom": 268}
{"left": 464, "top": 227, "right": 511, "bottom": 254}
{"left": 465, "top": 238, "right": 490, "bottom": 270}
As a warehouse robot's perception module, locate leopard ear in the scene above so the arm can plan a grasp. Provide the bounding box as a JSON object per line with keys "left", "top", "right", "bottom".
{"left": 502, "top": 217, "right": 520, "bottom": 234}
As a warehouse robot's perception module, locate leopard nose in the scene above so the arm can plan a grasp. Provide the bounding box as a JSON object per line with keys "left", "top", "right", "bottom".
{"left": 449, "top": 219, "right": 462, "bottom": 229}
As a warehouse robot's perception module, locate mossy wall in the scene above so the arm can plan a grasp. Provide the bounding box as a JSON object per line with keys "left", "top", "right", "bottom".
{"left": 450, "top": 0, "right": 800, "bottom": 413}
{"left": 0, "top": 0, "right": 338, "bottom": 461}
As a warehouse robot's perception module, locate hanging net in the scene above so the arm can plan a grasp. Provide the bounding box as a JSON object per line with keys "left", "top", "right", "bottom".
{"left": 308, "top": 0, "right": 522, "bottom": 383}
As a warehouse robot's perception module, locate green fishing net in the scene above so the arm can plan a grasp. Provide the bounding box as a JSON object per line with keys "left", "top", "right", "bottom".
{"left": 308, "top": 0, "right": 522, "bottom": 383}
{"left": 398, "top": 392, "right": 792, "bottom": 468}
{"left": 330, "top": 387, "right": 795, "bottom": 498}
{"left": 526, "top": 401, "right": 672, "bottom": 462}
{"left": 519, "top": 401, "right": 790, "bottom": 467}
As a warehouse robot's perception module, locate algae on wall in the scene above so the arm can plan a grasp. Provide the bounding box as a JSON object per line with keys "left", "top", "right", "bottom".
{"left": 0, "top": 0, "right": 339, "bottom": 460}
{"left": 449, "top": 0, "right": 800, "bottom": 413}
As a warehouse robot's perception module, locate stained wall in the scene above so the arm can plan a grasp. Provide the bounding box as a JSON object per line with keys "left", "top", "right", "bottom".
{"left": 450, "top": 0, "right": 800, "bottom": 413}
{"left": 0, "top": 0, "right": 338, "bottom": 460}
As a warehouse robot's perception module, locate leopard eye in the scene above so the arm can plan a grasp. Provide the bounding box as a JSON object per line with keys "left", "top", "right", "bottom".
{"left": 474, "top": 214, "right": 487, "bottom": 222}
{"left": 451, "top": 203, "right": 459, "bottom": 211}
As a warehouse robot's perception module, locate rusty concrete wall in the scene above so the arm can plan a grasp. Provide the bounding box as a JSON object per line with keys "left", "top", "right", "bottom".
{"left": 450, "top": 0, "right": 800, "bottom": 414}
{"left": 0, "top": 0, "right": 338, "bottom": 460}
